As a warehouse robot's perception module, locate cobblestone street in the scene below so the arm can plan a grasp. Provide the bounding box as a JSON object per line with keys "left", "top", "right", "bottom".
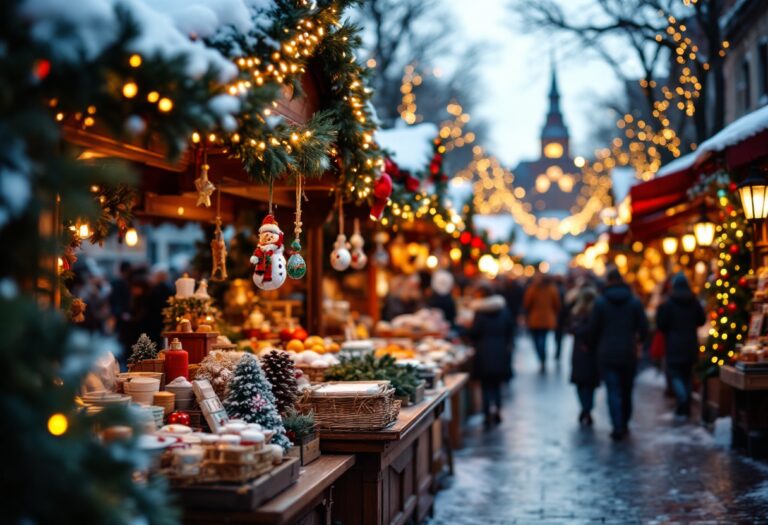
{"left": 431, "top": 338, "right": 768, "bottom": 524}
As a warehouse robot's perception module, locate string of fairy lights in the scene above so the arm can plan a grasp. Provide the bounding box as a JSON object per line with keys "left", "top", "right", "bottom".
{"left": 398, "top": 64, "right": 476, "bottom": 152}
{"left": 455, "top": 146, "right": 614, "bottom": 240}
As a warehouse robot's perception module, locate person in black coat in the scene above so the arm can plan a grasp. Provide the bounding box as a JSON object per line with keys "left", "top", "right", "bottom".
{"left": 589, "top": 268, "right": 649, "bottom": 440}
{"left": 469, "top": 283, "right": 514, "bottom": 427}
{"left": 569, "top": 285, "right": 599, "bottom": 426}
{"left": 656, "top": 273, "right": 706, "bottom": 417}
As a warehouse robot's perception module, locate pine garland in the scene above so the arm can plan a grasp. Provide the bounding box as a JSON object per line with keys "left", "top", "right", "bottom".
{"left": 224, "top": 354, "right": 292, "bottom": 451}
{"left": 261, "top": 350, "right": 299, "bottom": 414}
{"left": 0, "top": 0, "right": 235, "bottom": 520}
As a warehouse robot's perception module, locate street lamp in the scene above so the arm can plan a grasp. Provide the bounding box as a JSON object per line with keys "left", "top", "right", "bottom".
{"left": 737, "top": 168, "right": 768, "bottom": 221}
{"left": 662, "top": 236, "right": 678, "bottom": 255}
{"left": 694, "top": 207, "right": 715, "bottom": 246}
{"left": 681, "top": 233, "right": 696, "bottom": 253}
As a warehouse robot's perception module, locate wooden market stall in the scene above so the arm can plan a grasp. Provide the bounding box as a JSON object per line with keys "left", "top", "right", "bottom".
{"left": 318, "top": 373, "right": 469, "bottom": 525}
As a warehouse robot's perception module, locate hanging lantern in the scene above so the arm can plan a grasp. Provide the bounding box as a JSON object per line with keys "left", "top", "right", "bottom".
{"left": 662, "top": 236, "right": 678, "bottom": 255}
{"left": 737, "top": 168, "right": 768, "bottom": 221}
{"left": 681, "top": 233, "right": 696, "bottom": 253}
{"left": 694, "top": 207, "right": 715, "bottom": 246}
{"left": 125, "top": 227, "right": 139, "bottom": 247}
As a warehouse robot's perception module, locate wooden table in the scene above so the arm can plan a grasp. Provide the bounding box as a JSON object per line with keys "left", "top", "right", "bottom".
{"left": 183, "top": 455, "right": 355, "bottom": 525}
{"left": 444, "top": 373, "right": 470, "bottom": 451}
{"left": 320, "top": 383, "right": 453, "bottom": 525}
{"left": 720, "top": 365, "right": 768, "bottom": 457}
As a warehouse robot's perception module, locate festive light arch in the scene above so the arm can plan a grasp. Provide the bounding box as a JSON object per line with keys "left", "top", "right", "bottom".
{"left": 457, "top": 147, "right": 622, "bottom": 240}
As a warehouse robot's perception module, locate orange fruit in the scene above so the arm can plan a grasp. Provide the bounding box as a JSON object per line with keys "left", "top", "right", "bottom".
{"left": 286, "top": 339, "right": 304, "bottom": 352}
{"left": 327, "top": 342, "right": 340, "bottom": 353}
{"left": 311, "top": 344, "right": 325, "bottom": 354}
{"left": 304, "top": 336, "right": 324, "bottom": 348}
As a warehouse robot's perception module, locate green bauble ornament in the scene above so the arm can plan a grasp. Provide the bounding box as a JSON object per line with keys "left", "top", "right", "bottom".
{"left": 287, "top": 239, "right": 307, "bottom": 279}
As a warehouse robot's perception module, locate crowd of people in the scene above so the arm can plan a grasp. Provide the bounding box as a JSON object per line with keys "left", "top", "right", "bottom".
{"left": 385, "top": 267, "right": 706, "bottom": 440}
{"left": 71, "top": 261, "right": 176, "bottom": 368}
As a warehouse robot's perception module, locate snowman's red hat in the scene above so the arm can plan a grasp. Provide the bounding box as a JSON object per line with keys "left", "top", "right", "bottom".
{"left": 259, "top": 214, "right": 280, "bottom": 235}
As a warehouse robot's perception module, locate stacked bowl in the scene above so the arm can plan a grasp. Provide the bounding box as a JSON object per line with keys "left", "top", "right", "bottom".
{"left": 124, "top": 377, "right": 160, "bottom": 405}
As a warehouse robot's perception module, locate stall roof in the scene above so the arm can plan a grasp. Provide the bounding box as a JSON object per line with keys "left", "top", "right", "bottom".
{"left": 656, "top": 151, "right": 697, "bottom": 178}
{"left": 376, "top": 123, "right": 438, "bottom": 172}
{"left": 629, "top": 169, "right": 697, "bottom": 219}
{"left": 654, "top": 104, "right": 768, "bottom": 177}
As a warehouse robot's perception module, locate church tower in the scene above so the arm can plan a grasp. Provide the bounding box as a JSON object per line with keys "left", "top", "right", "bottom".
{"left": 540, "top": 67, "right": 570, "bottom": 159}
{"left": 509, "top": 63, "right": 580, "bottom": 215}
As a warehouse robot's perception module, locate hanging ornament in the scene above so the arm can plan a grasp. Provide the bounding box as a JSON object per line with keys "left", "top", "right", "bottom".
{"left": 373, "top": 231, "right": 389, "bottom": 268}
{"left": 370, "top": 172, "right": 393, "bottom": 220}
{"left": 251, "top": 181, "right": 287, "bottom": 290}
{"left": 194, "top": 150, "right": 216, "bottom": 207}
{"left": 210, "top": 190, "right": 228, "bottom": 282}
{"left": 287, "top": 176, "right": 307, "bottom": 280}
{"left": 349, "top": 218, "right": 367, "bottom": 270}
{"left": 330, "top": 194, "right": 351, "bottom": 271}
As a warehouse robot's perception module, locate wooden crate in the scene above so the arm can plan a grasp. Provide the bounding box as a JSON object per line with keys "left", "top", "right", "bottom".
{"left": 163, "top": 332, "right": 219, "bottom": 364}
{"left": 287, "top": 432, "right": 320, "bottom": 466}
{"left": 174, "top": 457, "right": 300, "bottom": 511}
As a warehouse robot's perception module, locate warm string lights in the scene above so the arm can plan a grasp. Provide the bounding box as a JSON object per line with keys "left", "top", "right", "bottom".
{"left": 693, "top": 172, "right": 752, "bottom": 373}
{"left": 458, "top": 146, "right": 613, "bottom": 240}
{"left": 608, "top": 8, "right": 730, "bottom": 180}
{"left": 398, "top": 65, "right": 475, "bottom": 153}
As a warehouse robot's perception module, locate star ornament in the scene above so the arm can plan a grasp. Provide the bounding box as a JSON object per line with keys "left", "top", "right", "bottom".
{"left": 195, "top": 164, "right": 216, "bottom": 207}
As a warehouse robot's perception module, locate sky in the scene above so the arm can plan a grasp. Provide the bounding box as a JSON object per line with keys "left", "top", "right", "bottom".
{"left": 445, "top": 0, "right": 626, "bottom": 167}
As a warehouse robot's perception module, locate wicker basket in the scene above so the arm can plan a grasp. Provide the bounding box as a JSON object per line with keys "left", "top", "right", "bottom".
{"left": 297, "top": 381, "right": 400, "bottom": 431}
{"left": 296, "top": 364, "right": 327, "bottom": 383}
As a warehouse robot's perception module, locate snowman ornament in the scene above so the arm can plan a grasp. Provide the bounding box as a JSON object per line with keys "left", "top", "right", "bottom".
{"left": 330, "top": 234, "right": 352, "bottom": 271}
{"left": 250, "top": 215, "right": 287, "bottom": 290}
{"left": 349, "top": 219, "right": 367, "bottom": 270}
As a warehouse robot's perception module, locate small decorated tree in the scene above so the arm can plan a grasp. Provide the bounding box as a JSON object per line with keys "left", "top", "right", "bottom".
{"left": 128, "top": 334, "right": 159, "bottom": 365}
{"left": 224, "top": 354, "right": 291, "bottom": 451}
{"left": 261, "top": 350, "right": 298, "bottom": 415}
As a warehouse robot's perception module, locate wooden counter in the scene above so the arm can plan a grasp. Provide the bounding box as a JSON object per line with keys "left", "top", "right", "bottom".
{"left": 444, "top": 373, "right": 470, "bottom": 450}
{"left": 183, "top": 455, "right": 355, "bottom": 525}
{"left": 720, "top": 365, "right": 768, "bottom": 457}
{"left": 320, "top": 380, "right": 456, "bottom": 525}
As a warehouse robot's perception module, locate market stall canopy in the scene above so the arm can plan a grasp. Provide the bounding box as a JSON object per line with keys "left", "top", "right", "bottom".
{"left": 629, "top": 168, "right": 699, "bottom": 241}
{"left": 656, "top": 151, "right": 697, "bottom": 178}
{"left": 376, "top": 123, "right": 438, "bottom": 172}
{"left": 654, "top": 105, "right": 768, "bottom": 178}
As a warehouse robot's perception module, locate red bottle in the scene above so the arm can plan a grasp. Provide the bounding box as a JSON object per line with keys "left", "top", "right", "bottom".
{"left": 164, "top": 338, "right": 189, "bottom": 382}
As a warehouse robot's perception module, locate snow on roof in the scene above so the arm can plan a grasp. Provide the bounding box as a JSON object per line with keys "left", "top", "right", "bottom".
{"left": 611, "top": 166, "right": 635, "bottom": 202}
{"left": 655, "top": 105, "right": 768, "bottom": 177}
{"left": 656, "top": 151, "right": 697, "bottom": 177}
{"left": 376, "top": 123, "right": 438, "bottom": 172}
{"left": 698, "top": 104, "right": 768, "bottom": 154}
{"left": 19, "top": 0, "right": 276, "bottom": 82}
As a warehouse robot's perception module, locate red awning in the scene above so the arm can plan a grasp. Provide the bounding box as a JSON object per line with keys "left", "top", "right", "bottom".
{"left": 629, "top": 206, "right": 700, "bottom": 242}
{"left": 630, "top": 169, "right": 697, "bottom": 219}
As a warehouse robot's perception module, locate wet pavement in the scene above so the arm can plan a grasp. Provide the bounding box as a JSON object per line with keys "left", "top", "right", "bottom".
{"left": 430, "top": 337, "right": 768, "bottom": 524}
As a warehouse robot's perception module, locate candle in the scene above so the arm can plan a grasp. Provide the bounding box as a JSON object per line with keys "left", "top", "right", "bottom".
{"left": 164, "top": 338, "right": 189, "bottom": 382}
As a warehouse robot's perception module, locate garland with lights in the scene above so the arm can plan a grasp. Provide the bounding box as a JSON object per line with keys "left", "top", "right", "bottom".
{"left": 376, "top": 139, "right": 467, "bottom": 238}
{"left": 690, "top": 171, "right": 752, "bottom": 377}
{"left": 203, "top": 0, "right": 382, "bottom": 199}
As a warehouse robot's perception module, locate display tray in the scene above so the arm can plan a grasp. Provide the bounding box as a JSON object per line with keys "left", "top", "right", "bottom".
{"left": 735, "top": 361, "right": 768, "bottom": 373}
{"left": 174, "top": 457, "right": 300, "bottom": 511}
